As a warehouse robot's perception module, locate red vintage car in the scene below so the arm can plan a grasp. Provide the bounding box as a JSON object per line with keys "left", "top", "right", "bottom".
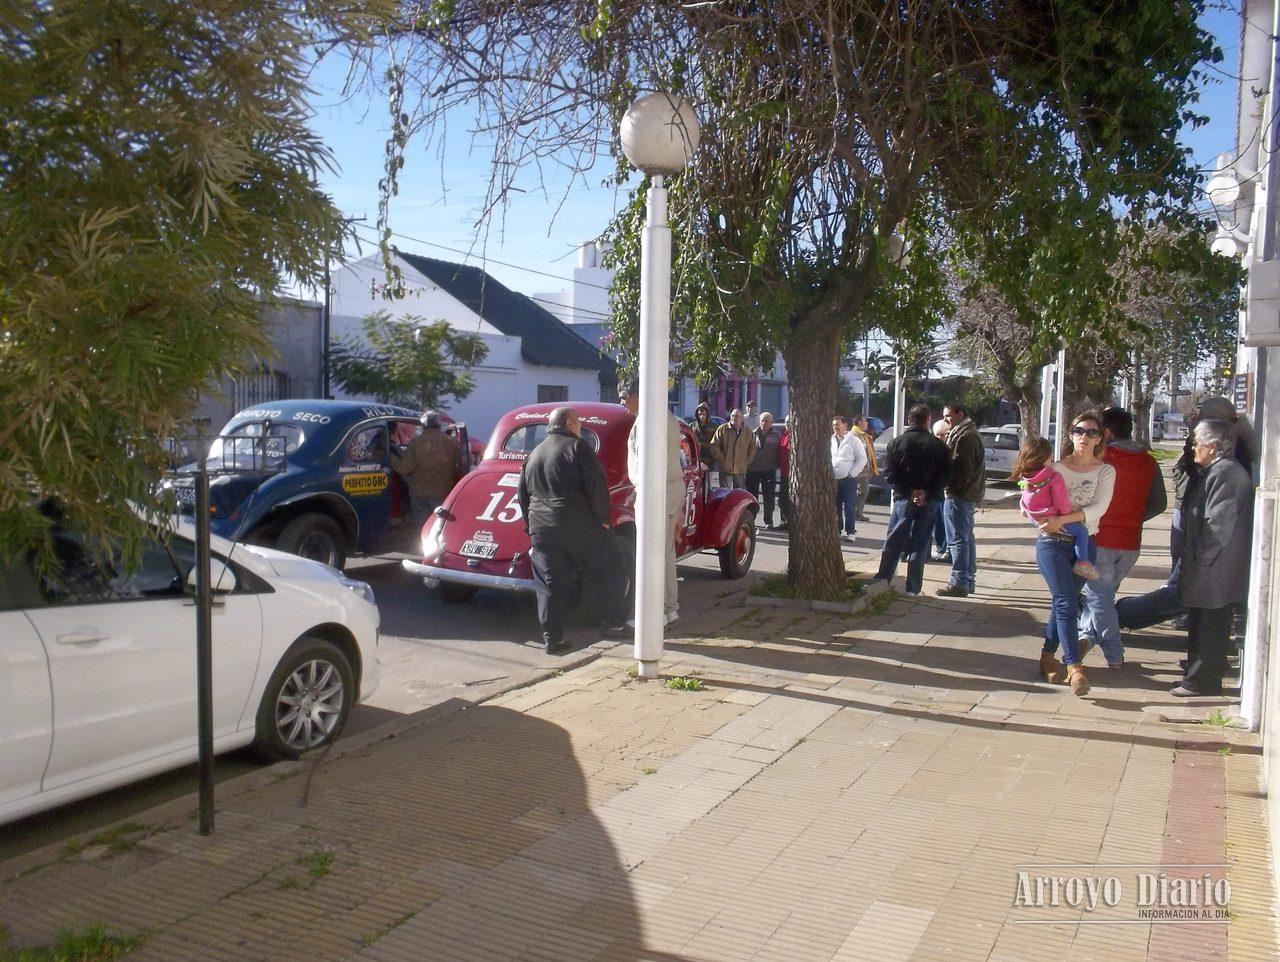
{"left": 401, "top": 402, "right": 758, "bottom": 600}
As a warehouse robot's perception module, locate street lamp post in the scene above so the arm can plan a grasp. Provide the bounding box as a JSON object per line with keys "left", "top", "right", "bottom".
{"left": 619, "top": 93, "right": 700, "bottom": 680}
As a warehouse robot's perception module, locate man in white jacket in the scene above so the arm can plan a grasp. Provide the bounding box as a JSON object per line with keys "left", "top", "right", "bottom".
{"left": 831, "top": 416, "right": 868, "bottom": 541}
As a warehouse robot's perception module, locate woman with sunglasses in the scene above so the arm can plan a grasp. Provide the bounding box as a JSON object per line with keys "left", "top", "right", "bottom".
{"left": 1031, "top": 412, "right": 1116, "bottom": 695}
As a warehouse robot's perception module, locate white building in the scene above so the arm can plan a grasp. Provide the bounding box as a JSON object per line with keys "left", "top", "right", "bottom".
{"left": 1220, "top": 0, "right": 1280, "bottom": 899}
{"left": 330, "top": 251, "right": 617, "bottom": 441}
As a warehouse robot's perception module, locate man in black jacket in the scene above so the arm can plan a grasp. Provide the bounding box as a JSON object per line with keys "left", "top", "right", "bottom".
{"left": 874, "top": 404, "right": 952, "bottom": 596}
{"left": 517, "top": 406, "right": 627, "bottom": 653}
{"left": 936, "top": 401, "right": 986, "bottom": 598}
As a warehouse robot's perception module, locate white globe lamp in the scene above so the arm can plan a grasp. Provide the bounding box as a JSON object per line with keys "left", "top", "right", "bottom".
{"left": 620, "top": 93, "right": 700, "bottom": 176}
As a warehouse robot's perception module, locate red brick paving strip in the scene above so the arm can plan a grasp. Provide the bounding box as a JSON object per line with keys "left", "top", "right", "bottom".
{"left": 1146, "top": 734, "right": 1228, "bottom": 962}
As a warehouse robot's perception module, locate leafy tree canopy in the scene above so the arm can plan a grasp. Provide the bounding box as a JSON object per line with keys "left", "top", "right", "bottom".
{"left": 0, "top": 0, "right": 391, "bottom": 565}
{"left": 329, "top": 312, "right": 489, "bottom": 409}
{"left": 380, "top": 0, "right": 1219, "bottom": 597}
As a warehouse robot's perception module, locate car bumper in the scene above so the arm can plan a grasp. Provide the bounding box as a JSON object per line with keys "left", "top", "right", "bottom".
{"left": 401, "top": 559, "right": 536, "bottom": 593}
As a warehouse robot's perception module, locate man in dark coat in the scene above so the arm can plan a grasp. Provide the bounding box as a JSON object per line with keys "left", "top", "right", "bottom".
{"left": 1171, "top": 419, "right": 1254, "bottom": 696}
{"left": 875, "top": 404, "right": 952, "bottom": 596}
{"left": 936, "top": 401, "right": 986, "bottom": 598}
{"left": 517, "top": 406, "right": 627, "bottom": 653}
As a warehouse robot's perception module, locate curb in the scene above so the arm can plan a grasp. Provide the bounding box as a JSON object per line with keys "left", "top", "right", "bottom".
{"left": 743, "top": 577, "right": 888, "bottom": 615}
{"left": 1, "top": 643, "right": 610, "bottom": 880}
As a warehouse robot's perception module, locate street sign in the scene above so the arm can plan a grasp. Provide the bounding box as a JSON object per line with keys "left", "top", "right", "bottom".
{"left": 1231, "top": 372, "right": 1251, "bottom": 413}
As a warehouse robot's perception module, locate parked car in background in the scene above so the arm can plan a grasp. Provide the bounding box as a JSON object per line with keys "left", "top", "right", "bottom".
{"left": 980, "top": 425, "right": 1022, "bottom": 480}
{"left": 0, "top": 515, "right": 380, "bottom": 825}
{"left": 403, "top": 402, "right": 760, "bottom": 602}
{"left": 162, "top": 400, "right": 472, "bottom": 569}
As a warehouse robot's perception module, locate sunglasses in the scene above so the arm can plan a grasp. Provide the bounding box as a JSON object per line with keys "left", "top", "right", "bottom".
{"left": 1071, "top": 426, "right": 1101, "bottom": 438}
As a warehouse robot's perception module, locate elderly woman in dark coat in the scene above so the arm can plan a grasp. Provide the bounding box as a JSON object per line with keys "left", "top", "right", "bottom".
{"left": 1173, "top": 419, "right": 1255, "bottom": 697}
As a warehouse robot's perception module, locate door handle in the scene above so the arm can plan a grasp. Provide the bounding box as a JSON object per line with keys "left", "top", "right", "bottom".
{"left": 56, "top": 629, "right": 109, "bottom": 645}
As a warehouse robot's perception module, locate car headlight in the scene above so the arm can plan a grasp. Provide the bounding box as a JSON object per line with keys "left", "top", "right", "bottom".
{"left": 338, "top": 577, "right": 376, "bottom": 608}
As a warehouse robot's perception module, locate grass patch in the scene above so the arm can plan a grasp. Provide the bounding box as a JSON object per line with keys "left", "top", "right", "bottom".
{"left": 860, "top": 589, "right": 898, "bottom": 616}
{"left": 1202, "top": 710, "right": 1234, "bottom": 728}
{"left": 359, "top": 914, "right": 416, "bottom": 948}
{"left": 1150, "top": 446, "right": 1183, "bottom": 461}
{"left": 298, "top": 851, "right": 335, "bottom": 880}
{"left": 61, "top": 822, "right": 150, "bottom": 859}
{"left": 0, "top": 923, "right": 141, "bottom": 961}
{"left": 749, "top": 574, "right": 865, "bottom": 605}
{"left": 641, "top": 767, "right": 657, "bottom": 775}
{"left": 665, "top": 676, "right": 706, "bottom": 692}
{"left": 1217, "top": 746, "right": 1233, "bottom": 756}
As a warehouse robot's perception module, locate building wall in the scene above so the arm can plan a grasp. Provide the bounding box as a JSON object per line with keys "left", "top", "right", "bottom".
{"left": 329, "top": 254, "right": 606, "bottom": 442}
{"left": 189, "top": 299, "right": 322, "bottom": 430}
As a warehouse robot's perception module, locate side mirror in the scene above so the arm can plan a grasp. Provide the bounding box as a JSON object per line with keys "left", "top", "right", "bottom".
{"left": 186, "top": 561, "right": 237, "bottom": 595}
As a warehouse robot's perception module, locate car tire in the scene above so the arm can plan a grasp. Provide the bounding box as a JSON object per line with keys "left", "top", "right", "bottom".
{"left": 718, "top": 514, "right": 756, "bottom": 579}
{"left": 277, "top": 513, "right": 347, "bottom": 570}
{"left": 252, "top": 636, "right": 354, "bottom": 761}
{"left": 438, "top": 582, "right": 476, "bottom": 603}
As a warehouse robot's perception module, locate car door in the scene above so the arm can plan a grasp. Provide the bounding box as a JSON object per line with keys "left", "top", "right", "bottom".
{"left": 339, "top": 422, "right": 393, "bottom": 551}
{"left": 0, "top": 565, "right": 53, "bottom": 809}
{"left": 24, "top": 532, "right": 262, "bottom": 792}
{"left": 677, "top": 425, "right": 702, "bottom": 554}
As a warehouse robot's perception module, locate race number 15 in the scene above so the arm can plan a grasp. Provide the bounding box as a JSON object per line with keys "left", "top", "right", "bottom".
{"left": 477, "top": 491, "right": 523, "bottom": 523}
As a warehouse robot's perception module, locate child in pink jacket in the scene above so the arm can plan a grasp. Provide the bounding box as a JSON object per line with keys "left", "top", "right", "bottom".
{"left": 1013, "top": 437, "right": 1100, "bottom": 580}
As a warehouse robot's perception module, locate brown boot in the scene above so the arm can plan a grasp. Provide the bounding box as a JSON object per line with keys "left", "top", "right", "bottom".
{"left": 1067, "top": 664, "right": 1090, "bottom": 697}
{"left": 1039, "top": 651, "right": 1062, "bottom": 684}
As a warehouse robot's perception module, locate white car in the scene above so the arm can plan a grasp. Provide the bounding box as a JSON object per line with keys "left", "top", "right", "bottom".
{"left": 0, "top": 519, "right": 380, "bottom": 826}
{"left": 980, "top": 425, "right": 1023, "bottom": 481}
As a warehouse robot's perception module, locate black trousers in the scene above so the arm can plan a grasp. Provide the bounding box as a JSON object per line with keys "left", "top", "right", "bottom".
{"left": 529, "top": 525, "right": 627, "bottom": 646}
{"left": 746, "top": 470, "right": 777, "bottom": 525}
{"left": 1183, "top": 605, "right": 1234, "bottom": 695}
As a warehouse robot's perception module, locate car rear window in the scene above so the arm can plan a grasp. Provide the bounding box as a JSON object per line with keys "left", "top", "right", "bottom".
{"left": 208, "top": 421, "right": 305, "bottom": 470}
{"left": 982, "top": 430, "right": 1021, "bottom": 451}
{"left": 502, "top": 424, "right": 600, "bottom": 453}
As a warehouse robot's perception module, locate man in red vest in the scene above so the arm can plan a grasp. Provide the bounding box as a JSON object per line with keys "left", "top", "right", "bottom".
{"left": 1079, "top": 407, "right": 1167, "bottom": 666}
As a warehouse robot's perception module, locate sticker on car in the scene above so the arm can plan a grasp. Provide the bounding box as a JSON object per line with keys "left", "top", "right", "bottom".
{"left": 341, "top": 472, "right": 388, "bottom": 495}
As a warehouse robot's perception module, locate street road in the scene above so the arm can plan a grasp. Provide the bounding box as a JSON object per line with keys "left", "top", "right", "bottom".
{"left": 1, "top": 486, "right": 1032, "bottom": 860}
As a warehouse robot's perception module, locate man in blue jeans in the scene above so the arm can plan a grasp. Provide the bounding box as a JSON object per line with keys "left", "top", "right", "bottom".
{"left": 936, "top": 402, "right": 985, "bottom": 597}
{"left": 875, "top": 405, "right": 952, "bottom": 596}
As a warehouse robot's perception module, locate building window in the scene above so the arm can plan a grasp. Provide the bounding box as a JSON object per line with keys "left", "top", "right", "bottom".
{"left": 537, "top": 384, "right": 568, "bottom": 403}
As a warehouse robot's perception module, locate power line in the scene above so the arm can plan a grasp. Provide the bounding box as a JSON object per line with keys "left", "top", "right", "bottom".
{"left": 350, "top": 223, "right": 616, "bottom": 293}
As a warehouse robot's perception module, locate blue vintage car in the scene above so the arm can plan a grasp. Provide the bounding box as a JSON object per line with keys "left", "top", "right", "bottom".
{"left": 163, "top": 400, "right": 468, "bottom": 568}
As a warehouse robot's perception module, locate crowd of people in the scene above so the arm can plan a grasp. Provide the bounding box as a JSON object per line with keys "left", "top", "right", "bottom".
{"left": 508, "top": 387, "right": 1255, "bottom": 698}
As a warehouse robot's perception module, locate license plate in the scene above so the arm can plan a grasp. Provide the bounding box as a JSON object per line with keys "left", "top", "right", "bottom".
{"left": 459, "top": 540, "right": 498, "bottom": 559}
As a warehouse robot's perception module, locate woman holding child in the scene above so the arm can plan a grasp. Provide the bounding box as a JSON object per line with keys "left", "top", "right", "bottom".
{"left": 1010, "top": 411, "right": 1115, "bottom": 696}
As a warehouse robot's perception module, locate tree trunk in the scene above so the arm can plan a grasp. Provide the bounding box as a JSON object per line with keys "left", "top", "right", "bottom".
{"left": 1133, "top": 399, "right": 1153, "bottom": 448}
{"left": 782, "top": 328, "right": 846, "bottom": 600}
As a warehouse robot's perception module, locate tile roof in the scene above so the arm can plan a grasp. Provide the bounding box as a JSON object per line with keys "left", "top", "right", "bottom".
{"left": 397, "top": 250, "right": 617, "bottom": 377}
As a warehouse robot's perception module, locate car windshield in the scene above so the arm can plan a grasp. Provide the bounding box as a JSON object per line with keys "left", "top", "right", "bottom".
{"left": 206, "top": 421, "right": 305, "bottom": 471}
{"left": 981, "top": 430, "right": 1021, "bottom": 451}
{"left": 502, "top": 424, "right": 600, "bottom": 454}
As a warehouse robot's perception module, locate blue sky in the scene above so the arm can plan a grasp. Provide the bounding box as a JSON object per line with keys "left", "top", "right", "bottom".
{"left": 309, "top": 4, "right": 1244, "bottom": 298}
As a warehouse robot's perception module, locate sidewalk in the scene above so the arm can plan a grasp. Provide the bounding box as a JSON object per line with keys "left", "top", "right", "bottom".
{"left": 1, "top": 498, "right": 1276, "bottom": 961}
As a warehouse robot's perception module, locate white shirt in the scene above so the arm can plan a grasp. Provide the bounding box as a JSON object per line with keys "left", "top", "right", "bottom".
{"left": 1051, "top": 461, "right": 1116, "bottom": 535}
{"left": 831, "top": 431, "right": 868, "bottom": 480}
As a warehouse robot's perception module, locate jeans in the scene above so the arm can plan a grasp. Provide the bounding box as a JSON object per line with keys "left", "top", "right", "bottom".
{"left": 778, "top": 473, "right": 792, "bottom": 524}
{"left": 934, "top": 507, "right": 948, "bottom": 554}
{"left": 1062, "top": 521, "right": 1091, "bottom": 566}
{"left": 747, "top": 470, "right": 778, "bottom": 525}
{"left": 722, "top": 473, "right": 746, "bottom": 490}
{"left": 944, "top": 498, "right": 977, "bottom": 591}
{"left": 1079, "top": 547, "right": 1139, "bottom": 664}
{"left": 1036, "top": 534, "right": 1095, "bottom": 667}
{"left": 835, "top": 476, "right": 858, "bottom": 535}
{"left": 876, "top": 497, "right": 939, "bottom": 594}
{"left": 1116, "top": 584, "right": 1186, "bottom": 631}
